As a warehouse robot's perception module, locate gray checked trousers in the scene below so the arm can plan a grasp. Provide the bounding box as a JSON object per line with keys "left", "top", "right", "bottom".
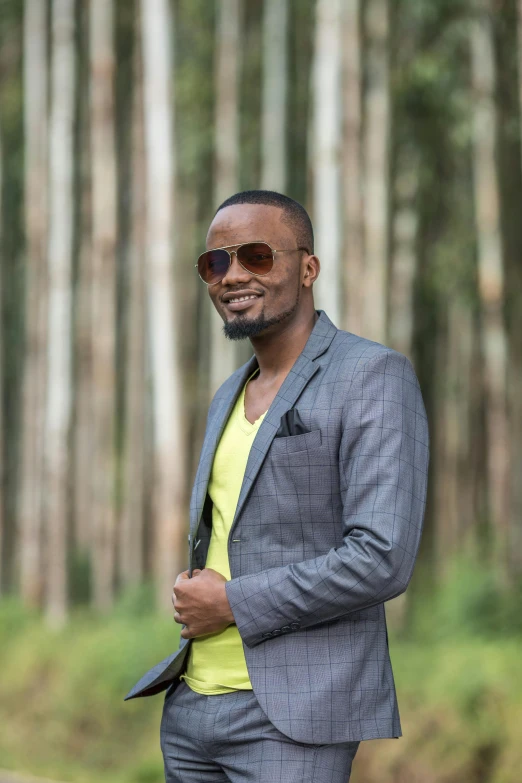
{"left": 160, "top": 679, "right": 360, "bottom": 782}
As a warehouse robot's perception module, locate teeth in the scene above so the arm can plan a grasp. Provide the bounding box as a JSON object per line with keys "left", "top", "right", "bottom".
{"left": 228, "top": 295, "right": 258, "bottom": 303}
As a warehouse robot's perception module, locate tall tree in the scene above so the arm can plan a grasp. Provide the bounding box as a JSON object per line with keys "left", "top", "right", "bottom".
{"left": 500, "top": 0, "right": 522, "bottom": 576}
{"left": 342, "top": 0, "right": 364, "bottom": 335}
{"left": 470, "top": 1, "right": 510, "bottom": 578}
{"left": 0, "top": 107, "right": 3, "bottom": 596}
{"left": 434, "top": 299, "right": 474, "bottom": 579}
{"left": 388, "top": 144, "right": 419, "bottom": 358}
{"left": 19, "top": 0, "right": 48, "bottom": 607}
{"left": 362, "top": 0, "right": 390, "bottom": 343}
{"left": 209, "top": 0, "right": 242, "bottom": 396}
{"left": 45, "top": 0, "right": 76, "bottom": 626}
{"left": 89, "top": 0, "right": 118, "bottom": 609}
{"left": 73, "top": 1, "right": 93, "bottom": 560}
{"left": 119, "top": 18, "right": 147, "bottom": 589}
{"left": 519, "top": 0, "right": 522, "bottom": 169}
{"left": 312, "top": 0, "right": 343, "bottom": 326}
{"left": 140, "top": 0, "right": 186, "bottom": 607}
{"left": 261, "top": 0, "right": 288, "bottom": 191}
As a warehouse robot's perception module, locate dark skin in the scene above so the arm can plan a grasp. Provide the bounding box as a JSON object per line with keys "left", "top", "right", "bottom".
{"left": 173, "top": 203, "right": 321, "bottom": 639}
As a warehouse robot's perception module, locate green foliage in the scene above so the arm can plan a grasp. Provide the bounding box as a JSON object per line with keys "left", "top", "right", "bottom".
{"left": 393, "top": 0, "right": 478, "bottom": 305}
{"left": 408, "top": 552, "right": 522, "bottom": 644}
{"left": 387, "top": 639, "right": 522, "bottom": 782}
{"left": 112, "top": 580, "right": 158, "bottom": 619}
{"left": 175, "top": 0, "right": 216, "bottom": 185}
{"left": 436, "top": 562, "right": 522, "bottom": 639}
{"left": 0, "top": 594, "right": 39, "bottom": 646}
{"left": 1, "top": 596, "right": 521, "bottom": 782}
{"left": 0, "top": 597, "right": 180, "bottom": 782}
{"left": 68, "top": 547, "right": 92, "bottom": 606}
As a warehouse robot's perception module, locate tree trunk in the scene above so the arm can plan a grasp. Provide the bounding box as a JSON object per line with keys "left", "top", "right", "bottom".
{"left": 141, "top": 0, "right": 186, "bottom": 608}
{"left": 312, "top": 0, "right": 343, "bottom": 326}
{"left": 0, "top": 106, "right": 3, "bottom": 595}
{"left": 436, "top": 299, "right": 470, "bottom": 579}
{"left": 120, "top": 19, "right": 146, "bottom": 589}
{"left": 45, "top": 0, "right": 76, "bottom": 627}
{"left": 518, "top": 0, "right": 522, "bottom": 178}
{"left": 342, "top": 0, "right": 364, "bottom": 335}
{"left": 261, "top": 0, "right": 288, "bottom": 192}
{"left": 385, "top": 141, "right": 419, "bottom": 633}
{"left": 470, "top": 4, "right": 510, "bottom": 581}
{"left": 89, "top": 0, "right": 118, "bottom": 610}
{"left": 210, "top": 0, "right": 242, "bottom": 397}
{"left": 504, "top": 0, "right": 522, "bottom": 576}
{"left": 362, "top": 0, "right": 390, "bottom": 343}
{"left": 389, "top": 145, "right": 419, "bottom": 359}
{"left": 454, "top": 301, "right": 474, "bottom": 554}
{"left": 73, "top": 46, "right": 94, "bottom": 561}
{"left": 19, "top": 0, "right": 48, "bottom": 607}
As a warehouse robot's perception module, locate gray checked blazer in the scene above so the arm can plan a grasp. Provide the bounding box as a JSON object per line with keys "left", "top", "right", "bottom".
{"left": 124, "top": 309, "right": 430, "bottom": 745}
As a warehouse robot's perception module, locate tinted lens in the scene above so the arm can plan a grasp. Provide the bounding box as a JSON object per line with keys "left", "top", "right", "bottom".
{"left": 237, "top": 243, "right": 274, "bottom": 275}
{"left": 197, "top": 249, "right": 230, "bottom": 285}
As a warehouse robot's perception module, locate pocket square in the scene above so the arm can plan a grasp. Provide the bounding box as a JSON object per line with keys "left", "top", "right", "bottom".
{"left": 275, "top": 408, "right": 310, "bottom": 438}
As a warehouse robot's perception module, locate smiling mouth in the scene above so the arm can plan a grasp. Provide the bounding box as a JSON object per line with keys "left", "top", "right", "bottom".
{"left": 223, "top": 294, "right": 262, "bottom": 312}
{"left": 226, "top": 295, "right": 260, "bottom": 304}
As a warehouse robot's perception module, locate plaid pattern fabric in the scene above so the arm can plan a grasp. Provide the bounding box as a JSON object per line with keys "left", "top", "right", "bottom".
{"left": 160, "top": 679, "right": 360, "bottom": 782}
{"left": 124, "top": 310, "right": 430, "bottom": 745}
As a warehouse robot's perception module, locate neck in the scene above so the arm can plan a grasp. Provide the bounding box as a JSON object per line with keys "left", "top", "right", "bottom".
{"left": 249, "top": 309, "right": 319, "bottom": 383}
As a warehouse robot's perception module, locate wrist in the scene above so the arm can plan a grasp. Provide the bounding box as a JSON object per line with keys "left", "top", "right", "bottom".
{"left": 223, "top": 580, "right": 236, "bottom": 625}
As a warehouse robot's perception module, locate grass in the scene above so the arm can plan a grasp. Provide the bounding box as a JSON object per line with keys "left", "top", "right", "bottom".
{"left": 0, "top": 561, "right": 521, "bottom": 783}
{"left": 0, "top": 585, "right": 176, "bottom": 783}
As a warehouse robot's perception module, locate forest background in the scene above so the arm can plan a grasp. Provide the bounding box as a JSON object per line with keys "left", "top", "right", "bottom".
{"left": 0, "top": 0, "right": 521, "bottom": 781}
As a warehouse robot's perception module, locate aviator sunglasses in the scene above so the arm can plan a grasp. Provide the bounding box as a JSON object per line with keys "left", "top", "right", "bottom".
{"left": 195, "top": 241, "right": 309, "bottom": 286}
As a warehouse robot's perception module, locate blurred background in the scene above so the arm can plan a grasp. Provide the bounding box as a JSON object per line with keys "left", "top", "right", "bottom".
{"left": 0, "top": 0, "right": 521, "bottom": 781}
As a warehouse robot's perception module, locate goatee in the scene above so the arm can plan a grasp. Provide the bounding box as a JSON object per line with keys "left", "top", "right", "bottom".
{"left": 223, "top": 301, "right": 298, "bottom": 341}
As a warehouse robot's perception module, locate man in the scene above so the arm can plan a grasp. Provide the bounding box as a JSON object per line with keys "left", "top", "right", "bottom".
{"left": 124, "top": 190, "right": 430, "bottom": 783}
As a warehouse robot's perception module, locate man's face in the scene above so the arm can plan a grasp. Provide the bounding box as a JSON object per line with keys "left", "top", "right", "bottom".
{"left": 204, "top": 204, "right": 308, "bottom": 340}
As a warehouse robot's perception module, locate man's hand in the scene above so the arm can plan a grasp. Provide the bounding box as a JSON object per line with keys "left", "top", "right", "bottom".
{"left": 172, "top": 568, "right": 236, "bottom": 639}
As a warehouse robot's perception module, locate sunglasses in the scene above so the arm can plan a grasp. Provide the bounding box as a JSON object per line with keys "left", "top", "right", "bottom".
{"left": 195, "top": 241, "right": 308, "bottom": 286}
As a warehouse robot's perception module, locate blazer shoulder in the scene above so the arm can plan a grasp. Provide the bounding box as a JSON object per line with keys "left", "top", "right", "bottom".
{"left": 327, "top": 330, "right": 422, "bottom": 389}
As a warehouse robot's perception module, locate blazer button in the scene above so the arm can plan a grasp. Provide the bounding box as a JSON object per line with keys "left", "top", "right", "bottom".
{"left": 281, "top": 625, "right": 291, "bottom": 632}
{"left": 262, "top": 632, "right": 272, "bottom": 638}
{"left": 290, "top": 622, "right": 300, "bottom": 630}
{"left": 271, "top": 629, "right": 282, "bottom": 635}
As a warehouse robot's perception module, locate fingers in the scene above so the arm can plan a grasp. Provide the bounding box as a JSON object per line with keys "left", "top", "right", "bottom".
{"left": 174, "top": 568, "right": 202, "bottom": 588}
{"left": 171, "top": 567, "right": 203, "bottom": 628}
{"left": 173, "top": 569, "right": 191, "bottom": 598}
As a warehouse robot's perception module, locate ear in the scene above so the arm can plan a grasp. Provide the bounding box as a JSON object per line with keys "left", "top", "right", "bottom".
{"left": 302, "top": 254, "right": 320, "bottom": 286}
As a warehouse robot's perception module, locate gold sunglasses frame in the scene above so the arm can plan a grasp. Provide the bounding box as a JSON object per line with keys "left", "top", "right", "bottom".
{"left": 195, "top": 240, "right": 309, "bottom": 286}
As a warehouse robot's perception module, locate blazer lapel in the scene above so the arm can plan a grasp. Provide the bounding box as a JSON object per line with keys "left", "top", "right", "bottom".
{"left": 189, "top": 356, "right": 258, "bottom": 536}
{"left": 190, "top": 309, "right": 338, "bottom": 541}
{"left": 229, "top": 353, "right": 320, "bottom": 537}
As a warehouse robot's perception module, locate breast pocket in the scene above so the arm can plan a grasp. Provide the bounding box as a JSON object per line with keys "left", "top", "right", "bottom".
{"left": 269, "top": 428, "right": 323, "bottom": 462}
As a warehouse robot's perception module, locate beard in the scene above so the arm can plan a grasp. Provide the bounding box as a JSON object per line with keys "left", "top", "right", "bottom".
{"left": 222, "top": 295, "right": 300, "bottom": 341}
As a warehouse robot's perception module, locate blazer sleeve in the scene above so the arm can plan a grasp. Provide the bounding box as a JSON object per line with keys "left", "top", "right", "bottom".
{"left": 224, "top": 349, "right": 430, "bottom": 648}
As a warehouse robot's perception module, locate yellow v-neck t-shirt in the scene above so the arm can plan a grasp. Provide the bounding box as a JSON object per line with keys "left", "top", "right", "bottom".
{"left": 180, "top": 366, "right": 267, "bottom": 694}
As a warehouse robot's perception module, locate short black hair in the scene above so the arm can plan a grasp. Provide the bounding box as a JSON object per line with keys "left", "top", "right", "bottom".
{"left": 213, "top": 190, "right": 314, "bottom": 255}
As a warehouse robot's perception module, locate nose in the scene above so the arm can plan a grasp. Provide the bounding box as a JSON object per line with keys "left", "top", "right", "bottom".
{"left": 220, "top": 249, "right": 252, "bottom": 286}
